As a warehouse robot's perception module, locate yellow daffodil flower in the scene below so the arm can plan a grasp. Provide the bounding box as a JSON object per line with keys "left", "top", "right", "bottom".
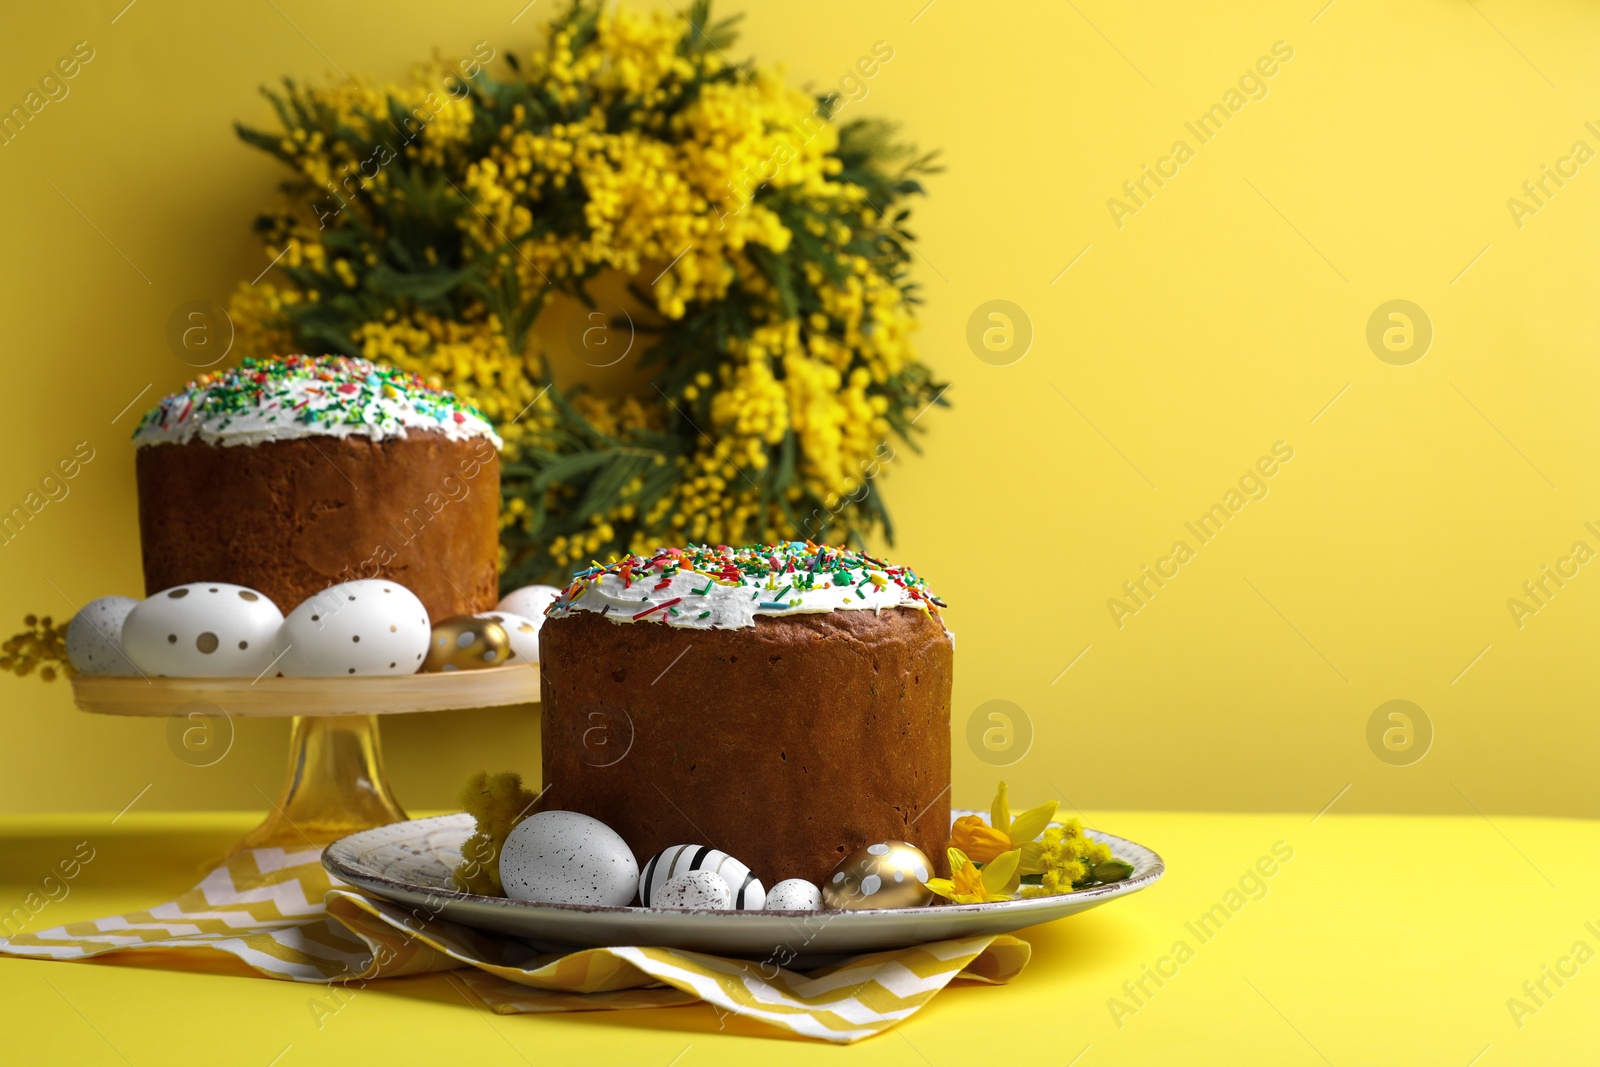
{"left": 950, "top": 781, "right": 1058, "bottom": 870}
{"left": 925, "top": 847, "right": 1022, "bottom": 904}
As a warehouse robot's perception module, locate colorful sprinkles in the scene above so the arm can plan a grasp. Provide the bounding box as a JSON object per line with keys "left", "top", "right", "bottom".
{"left": 133, "top": 355, "right": 501, "bottom": 447}
{"left": 547, "top": 542, "right": 946, "bottom": 625}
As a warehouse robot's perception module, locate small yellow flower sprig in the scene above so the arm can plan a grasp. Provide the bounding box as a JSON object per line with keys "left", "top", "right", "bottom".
{"left": 1, "top": 615, "right": 71, "bottom": 682}
{"left": 1025, "top": 819, "right": 1118, "bottom": 898}
{"left": 453, "top": 770, "right": 541, "bottom": 897}
{"left": 946, "top": 782, "right": 1134, "bottom": 900}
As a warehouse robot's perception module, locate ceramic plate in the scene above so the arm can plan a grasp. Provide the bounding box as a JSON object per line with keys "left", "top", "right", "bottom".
{"left": 323, "top": 812, "right": 1164, "bottom": 963}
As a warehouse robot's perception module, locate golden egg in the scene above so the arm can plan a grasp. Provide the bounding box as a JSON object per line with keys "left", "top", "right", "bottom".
{"left": 821, "top": 840, "right": 935, "bottom": 910}
{"left": 476, "top": 611, "right": 541, "bottom": 663}
{"left": 422, "top": 615, "right": 512, "bottom": 672}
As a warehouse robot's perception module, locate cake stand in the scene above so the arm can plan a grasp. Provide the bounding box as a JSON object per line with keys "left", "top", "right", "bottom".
{"left": 71, "top": 665, "right": 541, "bottom": 855}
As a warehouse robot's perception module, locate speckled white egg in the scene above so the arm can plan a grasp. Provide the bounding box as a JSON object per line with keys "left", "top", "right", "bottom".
{"left": 499, "top": 810, "right": 639, "bottom": 907}
{"left": 764, "top": 878, "right": 823, "bottom": 912}
{"left": 639, "top": 845, "right": 766, "bottom": 909}
{"left": 65, "top": 596, "right": 140, "bottom": 676}
{"left": 652, "top": 870, "right": 732, "bottom": 911}
{"left": 476, "top": 612, "right": 541, "bottom": 664}
{"left": 121, "top": 584, "right": 284, "bottom": 678}
{"left": 274, "top": 580, "right": 431, "bottom": 677}
{"left": 495, "top": 585, "right": 560, "bottom": 633}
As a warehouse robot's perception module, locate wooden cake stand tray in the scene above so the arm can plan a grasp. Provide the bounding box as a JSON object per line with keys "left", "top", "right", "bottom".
{"left": 71, "top": 665, "right": 540, "bottom": 856}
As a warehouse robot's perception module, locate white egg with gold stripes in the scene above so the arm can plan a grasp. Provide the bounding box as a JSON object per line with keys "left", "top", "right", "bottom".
{"left": 638, "top": 845, "right": 765, "bottom": 910}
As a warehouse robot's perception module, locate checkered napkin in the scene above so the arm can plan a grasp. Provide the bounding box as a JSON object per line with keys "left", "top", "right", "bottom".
{"left": 0, "top": 844, "right": 1030, "bottom": 1043}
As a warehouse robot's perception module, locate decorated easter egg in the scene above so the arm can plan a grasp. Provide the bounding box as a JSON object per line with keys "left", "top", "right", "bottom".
{"left": 499, "top": 810, "right": 638, "bottom": 907}
{"left": 822, "top": 841, "right": 934, "bottom": 911}
{"left": 764, "top": 878, "right": 823, "bottom": 912}
{"left": 651, "top": 870, "right": 731, "bottom": 911}
{"left": 476, "top": 612, "right": 540, "bottom": 664}
{"left": 122, "top": 584, "right": 284, "bottom": 678}
{"left": 274, "top": 580, "right": 430, "bottom": 677}
{"left": 639, "top": 845, "right": 765, "bottom": 910}
{"left": 496, "top": 584, "right": 561, "bottom": 624}
{"left": 422, "top": 615, "right": 511, "bottom": 672}
{"left": 65, "top": 596, "right": 140, "bottom": 676}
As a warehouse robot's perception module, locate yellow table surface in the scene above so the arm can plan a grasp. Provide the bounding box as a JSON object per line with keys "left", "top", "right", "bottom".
{"left": 3, "top": 810, "right": 1596, "bottom": 1065}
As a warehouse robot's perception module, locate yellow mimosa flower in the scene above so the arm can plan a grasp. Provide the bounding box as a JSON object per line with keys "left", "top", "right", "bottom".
{"left": 218, "top": 0, "right": 944, "bottom": 583}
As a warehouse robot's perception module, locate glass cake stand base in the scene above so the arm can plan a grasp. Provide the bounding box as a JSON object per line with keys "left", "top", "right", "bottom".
{"left": 235, "top": 714, "right": 409, "bottom": 854}
{"left": 70, "top": 666, "right": 541, "bottom": 857}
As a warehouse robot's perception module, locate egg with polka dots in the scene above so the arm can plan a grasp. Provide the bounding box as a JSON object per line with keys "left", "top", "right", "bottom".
{"left": 65, "top": 595, "right": 140, "bottom": 676}
{"left": 821, "top": 841, "right": 934, "bottom": 911}
{"left": 475, "top": 612, "right": 541, "bottom": 664}
{"left": 120, "top": 583, "right": 285, "bottom": 678}
{"left": 499, "top": 810, "right": 639, "bottom": 907}
{"left": 273, "top": 580, "right": 431, "bottom": 677}
{"left": 422, "top": 615, "right": 512, "bottom": 672}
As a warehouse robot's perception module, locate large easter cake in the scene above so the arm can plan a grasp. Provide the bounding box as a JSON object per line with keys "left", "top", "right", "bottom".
{"left": 538, "top": 542, "right": 953, "bottom": 889}
{"left": 132, "top": 356, "right": 502, "bottom": 619}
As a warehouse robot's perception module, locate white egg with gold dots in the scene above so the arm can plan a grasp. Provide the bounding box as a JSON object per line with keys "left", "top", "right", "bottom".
{"left": 492, "top": 585, "right": 557, "bottom": 662}
{"left": 273, "top": 580, "right": 431, "bottom": 677}
{"left": 121, "top": 583, "right": 284, "bottom": 678}
{"left": 495, "top": 584, "right": 561, "bottom": 624}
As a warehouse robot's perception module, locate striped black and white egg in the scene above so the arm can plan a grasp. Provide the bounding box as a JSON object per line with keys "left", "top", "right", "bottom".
{"left": 121, "top": 583, "right": 284, "bottom": 678}
{"left": 638, "top": 845, "right": 766, "bottom": 910}
{"left": 65, "top": 595, "right": 140, "bottom": 675}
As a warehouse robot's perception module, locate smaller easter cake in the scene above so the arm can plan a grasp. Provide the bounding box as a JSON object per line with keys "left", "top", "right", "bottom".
{"left": 538, "top": 542, "right": 953, "bottom": 890}
{"left": 133, "top": 356, "right": 501, "bottom": 619}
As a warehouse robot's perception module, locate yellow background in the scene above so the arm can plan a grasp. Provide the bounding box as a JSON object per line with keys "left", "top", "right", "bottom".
{"left": 3, "top": 0, "right": 1599, "bottom": 821}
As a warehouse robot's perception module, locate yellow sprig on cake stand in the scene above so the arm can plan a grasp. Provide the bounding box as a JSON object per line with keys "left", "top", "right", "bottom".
{"left": 70, "top": 666, "right": 540, "bottom": 855}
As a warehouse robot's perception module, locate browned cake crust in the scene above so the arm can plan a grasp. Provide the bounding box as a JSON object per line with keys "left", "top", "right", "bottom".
{"left": 135, "top": 431, "right": 499, "bottom": 619}
{"left": 538, "top": 606, "right": 953, "bottom": 889}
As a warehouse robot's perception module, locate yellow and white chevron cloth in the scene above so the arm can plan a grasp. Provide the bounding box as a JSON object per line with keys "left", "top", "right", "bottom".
{"left": 0, "top": 846, "right": 1030, "bottom": 1043}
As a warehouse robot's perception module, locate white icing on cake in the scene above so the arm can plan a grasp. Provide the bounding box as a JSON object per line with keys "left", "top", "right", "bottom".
{"left": 133, "top": 355, "right": 502, "bottom": 449}
{"left": 547, "top": 544, "right": 946, "bottom": 631}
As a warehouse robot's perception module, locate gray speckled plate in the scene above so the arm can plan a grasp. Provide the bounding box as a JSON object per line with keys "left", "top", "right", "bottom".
{"left": 323, "top": 811, "right": 1164, "bottom": 963}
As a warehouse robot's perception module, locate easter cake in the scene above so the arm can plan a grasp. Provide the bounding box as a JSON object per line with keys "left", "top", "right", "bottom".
{"left": 538, "top": 542, "right": 952, "bottom": 890}
{"left": 133, "top": 356, "right": 501, "bottom": 620}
